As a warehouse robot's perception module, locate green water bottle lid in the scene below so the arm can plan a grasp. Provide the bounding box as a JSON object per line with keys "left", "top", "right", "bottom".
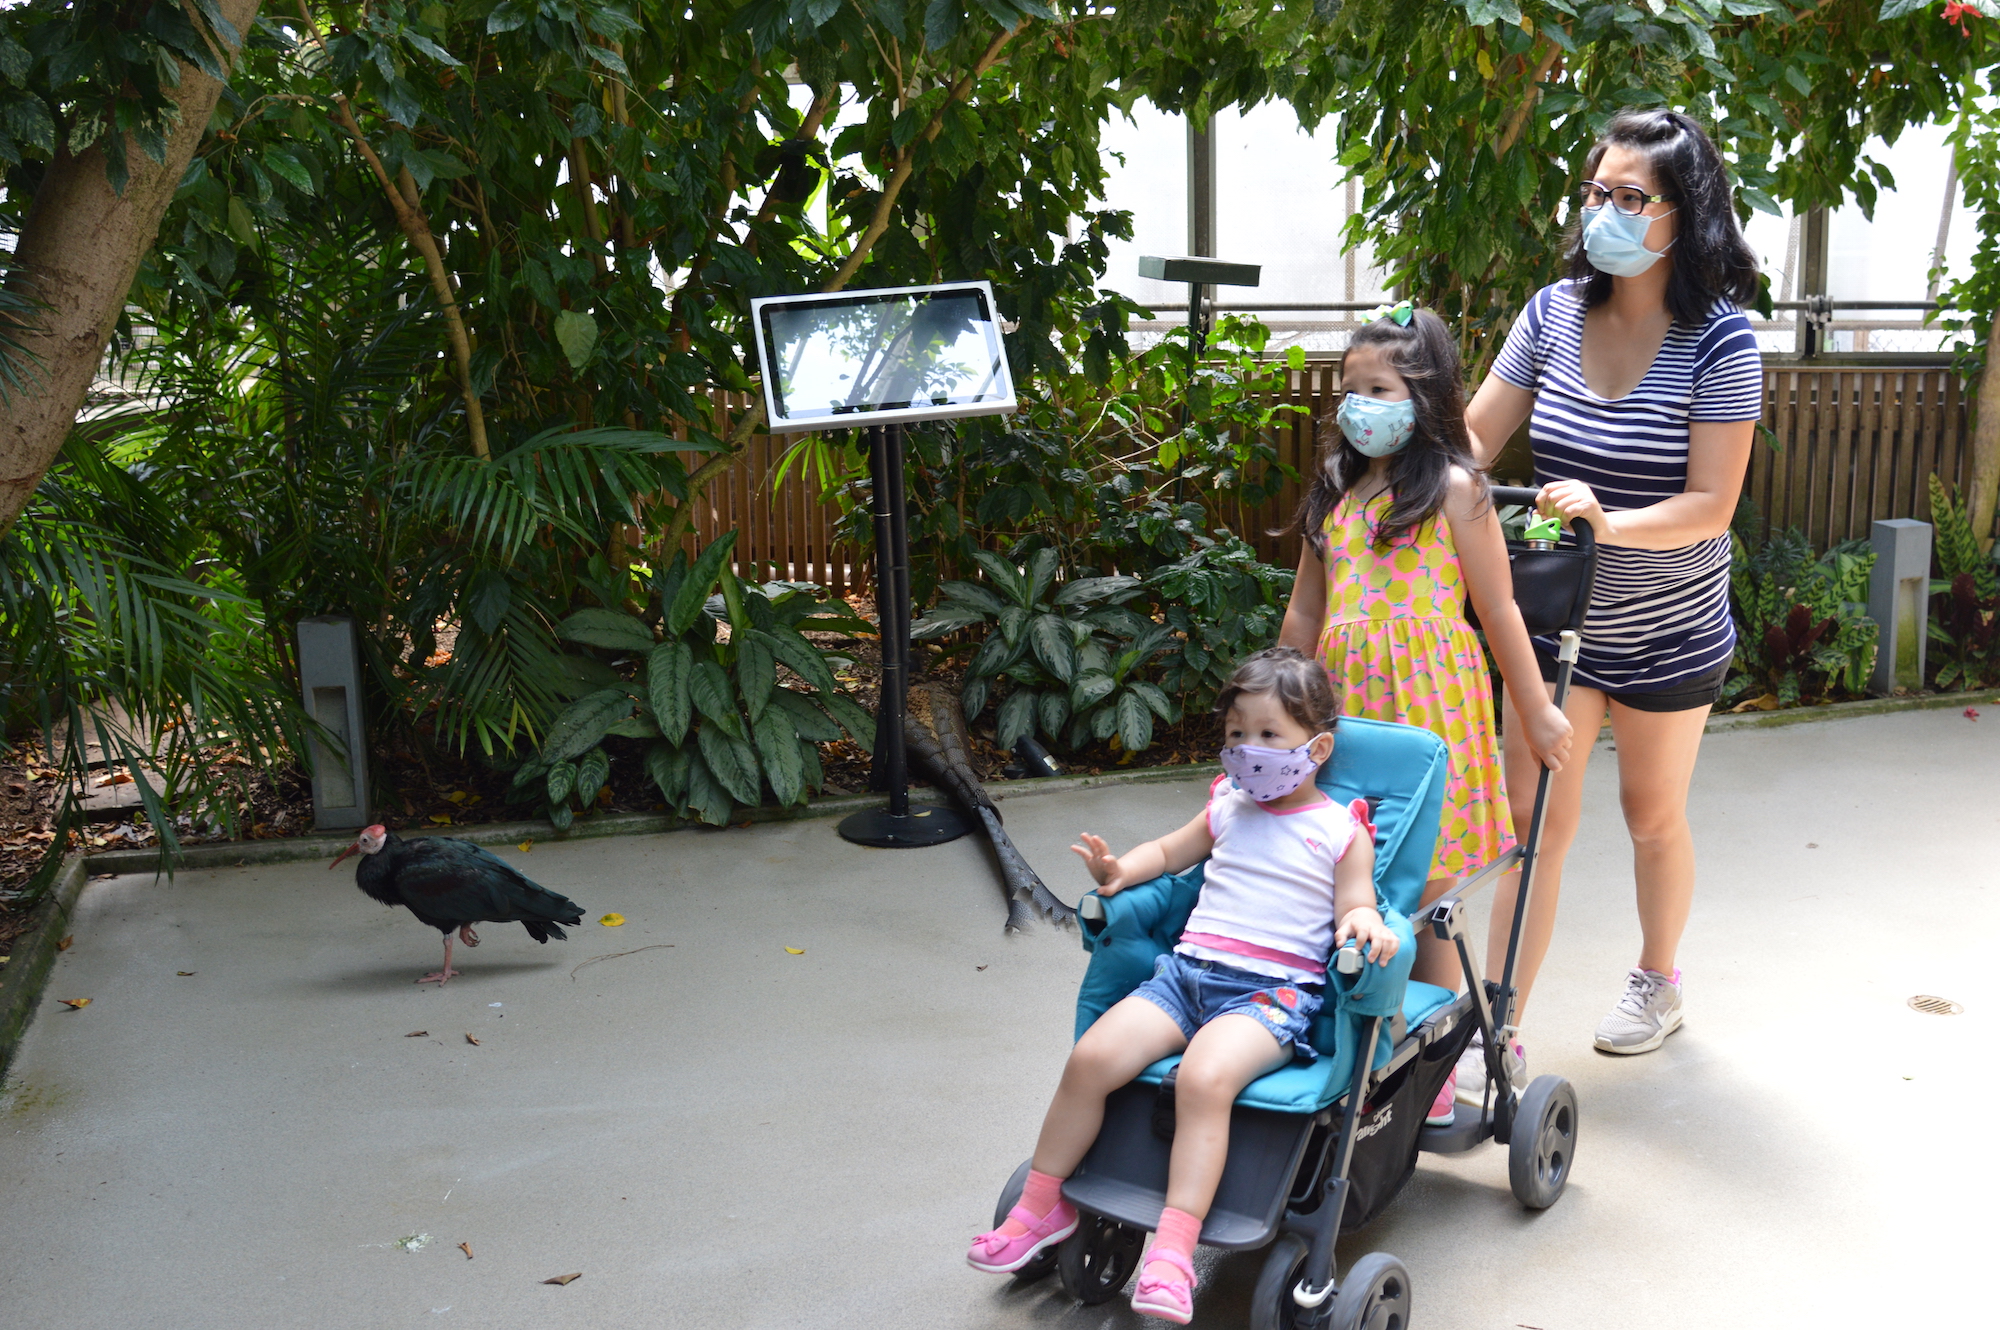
{"left": 1523, "top": 515, "right": 1563, "bottom": 543}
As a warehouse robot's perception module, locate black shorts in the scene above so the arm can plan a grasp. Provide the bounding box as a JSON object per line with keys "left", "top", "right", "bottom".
{"left": 1534, "top": 649, "right": 1728, "bottom": 713}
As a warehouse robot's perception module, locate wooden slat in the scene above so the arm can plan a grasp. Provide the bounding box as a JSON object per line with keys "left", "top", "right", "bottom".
{"left": 1827, "top": 370, "right": 1855, "bottom": 545}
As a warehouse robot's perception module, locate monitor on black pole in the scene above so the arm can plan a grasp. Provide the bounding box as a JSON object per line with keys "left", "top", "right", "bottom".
{"left": 749, "top": 282, "right": 1018, "bottom": 849}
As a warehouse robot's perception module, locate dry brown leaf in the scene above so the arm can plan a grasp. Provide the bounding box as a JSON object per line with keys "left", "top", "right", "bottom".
{"left": 465, "top": 1033, "right": 481, "bottom": 1046}
{"left": 976, "top": 964, "right": 989, "bottom": 971}
{"left": 459, "top": 1242, "right": 474, "bottom": 1260}
{"left": 58, "top": 998, "right": 90, "bottom": 1010}
{"left": 176, "top": 970, "right": 195, "bottom": 977}
{"left": 56, "top": 935, "right": 73, "bottom": 952}
{"left": 542, "top": 1272, "right": 582, "bottom": 1286}
{"left": 406, "top": 1030, "right": 428, "bottom": 1038}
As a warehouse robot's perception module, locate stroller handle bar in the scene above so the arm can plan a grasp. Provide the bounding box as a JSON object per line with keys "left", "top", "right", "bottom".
{"left": 1489, "top": 485, "right": 1598, "bottom": 550}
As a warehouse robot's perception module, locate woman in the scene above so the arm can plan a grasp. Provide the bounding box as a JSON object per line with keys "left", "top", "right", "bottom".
{"left": 1458, "top": 108, "right": 1761, "bottom": 1093}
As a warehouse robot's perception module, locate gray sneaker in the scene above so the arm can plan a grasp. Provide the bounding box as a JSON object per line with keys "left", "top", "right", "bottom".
{"left": 1453, "top": 1029, "right": 1526, "bottom": 1106}
{"left": 1594, "top": 968, "right": 1684, "bottom": 1054}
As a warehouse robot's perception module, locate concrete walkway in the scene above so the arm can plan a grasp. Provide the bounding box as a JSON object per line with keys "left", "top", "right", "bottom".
{"left": 2, "top": 709, "right": 1993, "bottom": 1329}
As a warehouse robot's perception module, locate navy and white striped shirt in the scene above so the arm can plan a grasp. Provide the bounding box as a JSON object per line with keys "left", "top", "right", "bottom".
{"left": 1490, "top": 279, "right": 1762, "bottom": 691}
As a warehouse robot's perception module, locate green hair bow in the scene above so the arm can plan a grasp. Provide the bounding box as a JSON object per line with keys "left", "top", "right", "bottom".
{"left": 1366, "top": 299, "right": 1415, "bottom": 326}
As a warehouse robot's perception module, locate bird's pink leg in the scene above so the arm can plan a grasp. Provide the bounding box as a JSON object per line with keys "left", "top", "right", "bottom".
{"left": 458, "top": 925, "right": 480, "bottom": 948}
{"left": 417, "top": 933, "right": 462, "bottom": 986}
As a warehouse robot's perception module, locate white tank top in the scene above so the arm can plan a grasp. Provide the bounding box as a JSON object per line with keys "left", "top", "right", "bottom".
{"left": 1177, "top": 776, "right": 1361, "bottom": 982}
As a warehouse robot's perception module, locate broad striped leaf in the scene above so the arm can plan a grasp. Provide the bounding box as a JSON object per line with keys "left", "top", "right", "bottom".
{"left": 684, "top": 749, "right": 735, "bottom": 825}
{"left": 969, "top": 549, "right": 1027, "bottom": 605}
{"left": 690, "top": 659, "right": 743, "bottom": 738}
{"left": 542, "top": 687, "right": 633, "bottom": 764}
{"left": 997, "top": 688, "right": 1037, "bottom": 749}
{"left": 698, "top": 721, "right": 762, "bottom": 805}
{"left": 1116, "top": 690, "right": 1154, "bottom": 753}
{"left": 769, "top": 689, "right": 843, "bottom": 742}
{"left": 546, "top": 760, "right": 577, "bottom": 805}
{"left": 668, "top": 531, "right": 739, "bottom": 637}
{"left": 758, "top": 624, "right": 841, "bottom": 696}
{"left": 737, "top": 630, "right": 774, "bottom": 722}
{"left": 752, "top": 708, "right": 805, "bottom": 807}
{"left": 559, "top": 607, "right": 654, "bottom": 652}
{"left": 648, "top": 641, "right": 693, "bottom": 744}
{"left": 1029, "top": 614, "right": 1076, "bottom": 682}
{"left": 645, "top": 742, "right": 689, "bottom": 809}
{"left": 575, "top": 747, "right": 610, "bottom": 804}
{"left": 1069, "top": 671, "right": 1116, "bottom": 711}
{"left": 820, "top": 693, "right": 877, "bottom": 747}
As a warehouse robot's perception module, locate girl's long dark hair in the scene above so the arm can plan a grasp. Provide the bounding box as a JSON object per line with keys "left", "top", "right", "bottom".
{"left": 1569, "top": 108, "right": 1761, "bottom": 326}
{"left": 1294, "top": 308, "right": 1481, "bottom": 553}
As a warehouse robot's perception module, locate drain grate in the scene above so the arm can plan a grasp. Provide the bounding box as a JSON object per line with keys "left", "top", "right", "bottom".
{"left": 1908, "top": 995, "right": 1964, "bottom": 1016}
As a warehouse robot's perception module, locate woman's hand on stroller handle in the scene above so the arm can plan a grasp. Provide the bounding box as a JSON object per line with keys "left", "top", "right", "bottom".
{"left": 1523, "top": 700, "right": 1574, "bottom": 772}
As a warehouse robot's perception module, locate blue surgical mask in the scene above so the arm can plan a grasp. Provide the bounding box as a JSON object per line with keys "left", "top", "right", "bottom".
{"left": 1337, "top": 393, "right": 1416, "bottom": 458}
{"left": 1581, "top": 203, "right": 1677, "bottom": 277}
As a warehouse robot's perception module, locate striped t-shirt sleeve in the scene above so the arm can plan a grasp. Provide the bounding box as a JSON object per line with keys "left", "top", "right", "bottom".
{"left": 1687, "top": 309, "right": 1764, "bottom": 421}
{"left": 1489, "top": 287, "right": 1549, "bottom": 392}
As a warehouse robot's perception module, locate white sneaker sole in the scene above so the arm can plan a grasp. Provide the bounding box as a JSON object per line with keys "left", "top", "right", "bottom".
{"left": 1594, "top": 1007, "right": 1684, "bottom": 1055}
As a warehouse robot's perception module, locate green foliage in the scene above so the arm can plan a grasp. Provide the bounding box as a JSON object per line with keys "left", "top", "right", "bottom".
{"left": 1724, "top": 520, "right": 1878, "bottom": 706}
{"left": 1145, "top": 534, "right": 1295, "bottom": 719}
{"left": 1925, "top": 473, "right": 2000, "bottom": 690}
{"left": 512, "top": 538, "right": 875, "bottom": 826}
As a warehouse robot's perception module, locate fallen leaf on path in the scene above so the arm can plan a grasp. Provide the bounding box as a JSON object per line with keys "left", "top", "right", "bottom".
{"left": 784, "top": 946, "right": 805, "bottom": 955}
{"left": 429, "top": 813, "right": 454, "bottom": 825}
{"left": 542, "top": 1272, "right": 582, "bottom": 1286}
{"left": 177, "top": 970, "right": 196, "bottom": 976}
{"left": 465, "top": 1033, "right": 481, "bottom": 1046}
{"left": 977, "top": 964, "right": 989, "bottom": 971}
{"left": 518, "top": 839, "right": 533, "bottom": 852}
{"left": 56, "top": 935, "right": 73, "bottom": 952}
{"left": 1966, "top": 708, "right": 1981, "bottom": 720}
{"left": 459, "top": 1242, "right": 474, "bottom": 1260}
{"left": 599, "top": 912, "right": 625, "bottom": 926}
{"left": 58, "top": 998, "right": 90, "bottom": 1009}
{"left": 406, "top": 1030, "right": 428, "bottom": 1038}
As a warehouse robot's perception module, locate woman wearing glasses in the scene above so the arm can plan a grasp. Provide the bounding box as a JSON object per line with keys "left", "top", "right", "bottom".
{"left": 1457, "top": 109, "right": 1761, "bottom": 1097}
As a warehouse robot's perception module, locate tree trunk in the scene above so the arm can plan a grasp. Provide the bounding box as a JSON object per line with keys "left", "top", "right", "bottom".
{"left": 0, "top": 0, "right": 264, "bottom": 537}
{"left": 1972, "top": 304, "right": 2000, "bottom": 553}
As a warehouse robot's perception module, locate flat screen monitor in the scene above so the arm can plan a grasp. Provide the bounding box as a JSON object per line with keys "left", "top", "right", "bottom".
{"left": 750, "top": 281, "right": 1017, "bottom": 433}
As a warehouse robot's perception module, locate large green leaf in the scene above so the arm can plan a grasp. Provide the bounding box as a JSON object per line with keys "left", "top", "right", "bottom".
{"left": 645, "top": 741, "right": 689, "bottom": 809}
{"left": 574, "top": 746, "right": 610, "bottom": 804}
{"left": 1115, "top": 689, "right": 1154, "bottom": 753}
{"left": 648, "top": 641, "right": 693, "bottom": 744}
{"left": 690, "top": 658, "right": 743, "bottom": 738}
{"left": 996, "top": 687, "right": 1037, "bottom": 749}
{"left": 1055, "top": 575, "right": 1144, "bottom": 607}
{"left": 684, "top": 749, "right": 735, "bottom": 826}
{"left": 820, "top": 692, "right": 877, "bottom": 747}
{"left": 668, "top": 532, "right": 739, "bottom": 637}
{"left": 969, "top": 549, "right": 1028, "bottom": 605}
{"left": 698, "top": 721, "right": 762, "bottom": 805}
{"left": 1024, "top": 547, "right": 1061, "bottom": 607}
{"left": 558, "top": 607, "right": 654, "bottom": 652}
{"left": 553, "top": 309, "right": 597, "bottom": 369}
{"left": 1028, "top": 613, "right": 1077, "bottom": 682}
{"left": 1069, "top": 671, "right": 1116, "bottom": 711}
{"left": 769, "top": 688, "right": 843, "bottom": 742}
{"left": 542, "top": 687, "right": 633, "bottom": 763}
{"left": 546, "top": 759, "right": 577, "bottom": 805}
{"left": 752, "top": 707, "right": 805, "bottom": 806}
{"left": 736, "top": 629, "right": 774, "bottom": 722}
{"left": 757, "top": 624, "right": 841, "bottom": 696}
{"left": 936, "top": 579, "right": 1008, "bottom": 615}
{"left": 1127, "top": 679, "right": 1177, "bottom": 721}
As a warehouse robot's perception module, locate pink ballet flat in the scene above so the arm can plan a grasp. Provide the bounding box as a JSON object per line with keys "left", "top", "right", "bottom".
{"left": 1130, "top": 1246, "right": 1198, "bottom": 1324}
{"left": 966, "top": 1200, "right": 1078, "bottom": 1274}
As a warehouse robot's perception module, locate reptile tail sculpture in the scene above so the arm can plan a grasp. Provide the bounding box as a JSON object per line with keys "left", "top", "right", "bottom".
{"left": 904, "top": 678, "right": 1073, "bottom": 931}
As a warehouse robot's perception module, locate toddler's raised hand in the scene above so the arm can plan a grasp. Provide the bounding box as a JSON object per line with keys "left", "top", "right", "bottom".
{"left": 1335, "top": 905, "right": 1401, "bottom": 965}
{"left": 1070, "top": 832, "right": 1127, "bottom": 894}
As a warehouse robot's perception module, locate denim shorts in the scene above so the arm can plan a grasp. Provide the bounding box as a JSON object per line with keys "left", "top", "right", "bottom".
{"left": 1133, "top": 951, "right": 1325, "bottom": 1063}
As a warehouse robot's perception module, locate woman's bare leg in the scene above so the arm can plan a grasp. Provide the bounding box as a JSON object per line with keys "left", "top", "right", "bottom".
{"left": 1604, "top": 699, "right": 1711, "bottom": 976}
{"left": 1485, "top": 679, "right": 1608, "bottom": 1023}
{"left": 1030, "top": 996, "right": 1189, "bottom": 1178}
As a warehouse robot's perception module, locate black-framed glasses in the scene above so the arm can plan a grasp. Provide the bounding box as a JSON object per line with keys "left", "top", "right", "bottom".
{"left": 1578, "top": 181, "right": 1672, "bottom": 216}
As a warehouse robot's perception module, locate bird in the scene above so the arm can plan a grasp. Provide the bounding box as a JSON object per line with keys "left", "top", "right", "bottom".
{"left": 903, "top": 679, "right": 1073, "bottom": 933}
{"left": 330, "top": 824, "right": 585, "bottom": 985}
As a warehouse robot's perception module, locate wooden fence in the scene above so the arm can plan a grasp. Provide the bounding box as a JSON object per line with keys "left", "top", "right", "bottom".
{"left": 667, "top": 360, "right": 1971, "bottom": 590}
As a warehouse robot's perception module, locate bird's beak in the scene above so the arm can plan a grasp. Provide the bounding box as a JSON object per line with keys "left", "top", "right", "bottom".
{"left": 330, "top": 840, "right": 360, "bottom": 870}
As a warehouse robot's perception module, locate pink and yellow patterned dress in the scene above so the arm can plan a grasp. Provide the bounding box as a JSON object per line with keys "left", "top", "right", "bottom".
{"left": 1316, "top": 492, "right": 1514, "bottom": 881}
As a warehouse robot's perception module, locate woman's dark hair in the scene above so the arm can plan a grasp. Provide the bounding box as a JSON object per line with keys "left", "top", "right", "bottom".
{"left": 1214, "top": 646, "right": 1340, "bottom": 736}
{"left": 1568, "top": 108, "right": 1761, "bottom": 325}
{"left": 1293, "top": 307, "right": 1482, "bottom": 553}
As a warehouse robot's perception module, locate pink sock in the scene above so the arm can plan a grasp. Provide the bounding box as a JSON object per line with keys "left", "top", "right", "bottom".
{"left": 993, "top": 1169, "right": 1068, "bottom": 1237}
{"left": 1145, "top": 1206, "right": 1202, "bottom": 1275}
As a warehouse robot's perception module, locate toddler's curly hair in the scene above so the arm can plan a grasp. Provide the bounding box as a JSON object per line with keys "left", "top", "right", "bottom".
{"left": 1214, "top": 646, "right": 1340, "bottom": 736}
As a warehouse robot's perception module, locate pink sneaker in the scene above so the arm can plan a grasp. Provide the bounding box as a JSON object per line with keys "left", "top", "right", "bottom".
{"left": 1426, "top": 1069, "right": 1457, "bottom": 1125}
{"left": 966, "top": 1200, "right": 1078, "bottom": 1274}
{"left": 1130, "top": 1247, "right": 1197, "bottom": 1324}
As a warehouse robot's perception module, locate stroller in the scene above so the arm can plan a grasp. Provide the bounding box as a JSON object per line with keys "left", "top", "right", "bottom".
{"left": 986, "top": 488, "right": 1597, "bottom": 1328}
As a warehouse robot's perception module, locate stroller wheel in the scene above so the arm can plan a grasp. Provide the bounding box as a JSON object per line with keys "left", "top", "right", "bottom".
{"left": 1509, "top": 1074, "right": 1578, "bottom": 1209}
{"left": 991, "top": 1160, "right": 1059, "bottom": 1283}
{"left": 1056, "top": 1212, "right": 1145, "bottom": 1305}
{"left": 1331, "top": 1251, "right": 1411, "bottom": 1330}
{"left": 1249, "top": 1233, "right": 1310, "bottom": 1330}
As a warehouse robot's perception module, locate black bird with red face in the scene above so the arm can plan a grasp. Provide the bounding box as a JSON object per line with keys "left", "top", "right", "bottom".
{"left": 331, "top": 825, "right": 586, "bottom": 985}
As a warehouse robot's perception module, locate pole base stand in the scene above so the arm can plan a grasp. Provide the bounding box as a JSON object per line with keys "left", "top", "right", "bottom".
{"left": 837, "top": 802, "right": 973, "bottom": 848}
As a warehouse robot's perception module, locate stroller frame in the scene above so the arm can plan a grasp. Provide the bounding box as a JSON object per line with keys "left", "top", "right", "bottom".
{"left": 992, "top": 489, "right": 1597, "bottom": 1327}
